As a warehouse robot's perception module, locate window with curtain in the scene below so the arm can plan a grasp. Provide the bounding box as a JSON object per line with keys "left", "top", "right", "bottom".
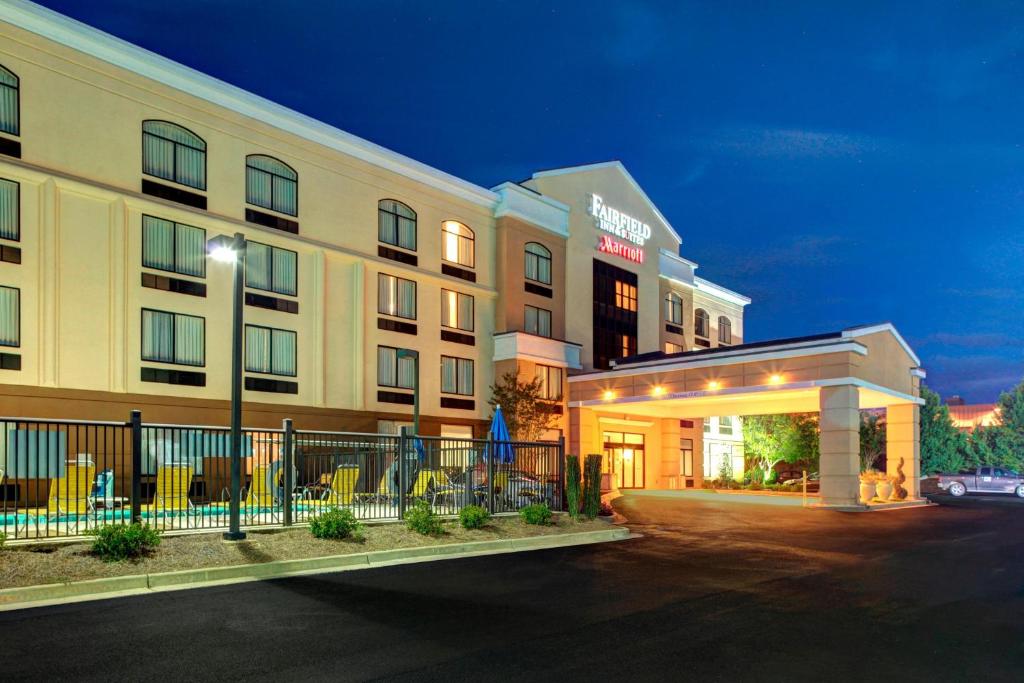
{"left": 665, "top": 292, "right": 683, "bottom": 324}
{"left": 378, "top": 273, "right": 416, "bottom": 319}
{"left": 695, "top": 309, "right": 710, "bottom": 338}
{"left": 615, "top": 281, "right": 637, "bottom": 312}
{"left": 0, "top": 65, "right": 18, "bottom": 136}
{"left": 525, "top": 305, "right": 552, "bottom": 338}
{"left": 719, "top": 416, "right": 734, "bottom": 435}
{"left": 664, "top": 341, "right": 683, "bottom": 354}
{"left": 246, "top": 155, "right": 297, "bottom": 216}
{"left": 441, "top": 221, "right": 474, "bottom": 268}
{"left": 0, "top": 286, "right": 19, "bottom": 347}
{"left": 440, "top": 356, "right": 474, "bottom": 395}
{"left": 378, "top": 199, "right": 416, "bottom": 251}
{"left": 718, "top": 316, "right": 732, "bottom": 344}
{"left": 244, "top": 324, "right": 296, "bottom": 376}
{"left": 535, "top": 364, "right": 563, "bottom": 400}
{"left": 377, "top": 346, "right": 416, "bottom": 389}
{"left": 142, "top": 215, "right": 206, "bottom": 277}
{"left": 441, "top": 289, "right": 473, "bottom": 332}
{"left": 141, "top": 309, "right": 204, "bottom": 366}
{"left": 524, "top": 242, "right": 552, "bottom": 284}
{"left": 142, "top": 120, "right": 206, "bottom": 190}
{"left": 0, "top": 177, "right": 18, "bottom": 241}
{"left": 245, "top": 241, "right": 297, "bottom": 296}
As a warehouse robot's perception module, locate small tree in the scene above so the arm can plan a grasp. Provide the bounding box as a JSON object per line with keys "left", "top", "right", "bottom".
{"left": 859, "top": 413, "right": 886, "bottom": 472}
{"left": 565, "top": 454, "right": 582, "bottom": 520}
{"left": 994, "top": 377, "right": 1024, "bottom": 467}
{"left": 488, "top": 370, "right": 558, "bottom": 441}
{"left": 582, "top": 454, "right": 602, "bottom": 519}
{"left": 919, "top": 385, "right": 970, "bottom": 474}
{"left": 742, "top": 413, "right": 819, "bottom": 481}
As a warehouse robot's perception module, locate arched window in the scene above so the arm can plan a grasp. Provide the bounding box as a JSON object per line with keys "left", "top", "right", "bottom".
{"left": 524, "top": 242, "right": 552, "bottom": 284}
{"left": 665, "top": 292, "right": 683, "bottom": 324}
{"left": 142, "top": 120, "right": 206, "bottom": 189}
{"left": 0, "top": 65, "right": 19, "bottom": 136}
{"left": 246, "top": 155, "right": 297, "bottom": 216}
{"left": 378, "top": 199, "right": 416, "bottom": 251}
{"left": 442, "top": 220, "right": 474, "bottom": 268}
{"left": 718, "top": 316, "right": 732, "bottom": 345}
{"left": 694, "top": 308, "right": 709, "bottom": 338}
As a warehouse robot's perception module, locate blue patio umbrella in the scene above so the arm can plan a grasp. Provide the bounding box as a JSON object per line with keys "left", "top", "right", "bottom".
{"left": 488, "top": 405, "right": 515, "bottom": 464}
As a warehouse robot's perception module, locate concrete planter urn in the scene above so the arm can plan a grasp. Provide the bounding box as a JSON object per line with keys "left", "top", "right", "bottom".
{"left": 875, "top": 480, "right": 893, "bottom": 501}
{"left": 859, "top": 481, "right": 876, "bottom": 503}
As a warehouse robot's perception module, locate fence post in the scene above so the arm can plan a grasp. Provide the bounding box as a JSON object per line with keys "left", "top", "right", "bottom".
{"left": 398, "top": 426, "right": 408, "bottom": 519}
{"left": 486, "top": 433, "right": 495, "bottom": 513}
{"left": 557, "top": 435, "right": 566, "bottom": 511}
{"left": 130, "top": 410, "right": 142, "bottom": 524}
{"left": 283, "top": 419, "right": 294, "bottom": 526}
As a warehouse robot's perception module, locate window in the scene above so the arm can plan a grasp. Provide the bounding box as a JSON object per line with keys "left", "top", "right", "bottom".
{"left": 665, "top": 292, "right": 683, "bottom": 324}
{"left": 719, "top": 416, "right": 734, "bottom": 435}
{"left": 0, "top": 65, "right": 18, "bottom": 136}
{"left": 615, "top": 281, "right": 637, "bottom": 312}
{"left": 378, "top": 273, "right": 416, "bottom": 319}
{"left": 378, "top": 199, "right": 416, "bottom": 251}
{"left": 703, "top": 418, "right": 710, "bottom": 433}
{"left": 525, "top": 242, "right": 552, "bottom": 285}
{"left": 245, "top": 325, "right": 296, "bottom": 376}
{"left": 246, "top": 241, "right": 297, "bottom": 296}
{"left": 619, "top": 334, "right": 635, "bottom": 358}
{"left": 0, "top": 286, "right": 18, "bottom": 347}
{"left": 664, "top": 341, "right": 683, "bottom": 354}
{"left": 246, "top": 155, "right": 297, "bottom": 216}
{"left": 695, "top": 308, "right": 710, "bottom": 338}
{"left": 680, "top": 437, "right": 694, "bottom": 477}
{"left": 535, "top": 364, "right": 563, "bottom": 400}
{"left": 525, "top": 305, "right": 552, "bottom": 337}
{"left": 718, "top": 316, "right": 732, "bottom": 345}
{"left": 0, "top": 178, "right": 17, "bottom": 241}
{"left": 441, "top": 356, "right": 473, "bottom": 395}
{"left": 141, "top": 309, "right": 204, "bottom": 366}
{"left": 142, "top": 121, "right": 206, "bottom": 190}
{"left": 442, "top": 221, "right": 474, "bottom": 268}
{"left": 377, "top": 346, "right": 416, "bottom": 389}
{"left": 142, "top": 215, "right": 206, "bottom": 277}
{"left": 441, "top": 289, "right": 474, "bottom": 332}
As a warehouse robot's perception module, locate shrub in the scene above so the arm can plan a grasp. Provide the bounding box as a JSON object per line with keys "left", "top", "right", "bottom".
{"left": 310, "top": 507, "right": 363, "bottom": 540}
{"left": 90, "top": 523, "right": 160, "bottom": 562}
{"left": 405, "top": 500, "right": 444, "bottom": 536}
{"left": 0, "top": 530, "right": 6, "bottom": 549}
{"left": 701, "top": 479, "right": 714, "bottom": 489}
{"left": 582, "top": 454, "right": 602, "bottom": 519}
{"left": 520, "top": 502, "right": 553, "bottom": 525}
{"left": 459, "top": 504, "right": 490, "bottom": 530}
{"left": 749, "top": 482, "right": 764, "bottom": 491}
{"left": 565, "top": 454, "right": 582, "bottom": 520}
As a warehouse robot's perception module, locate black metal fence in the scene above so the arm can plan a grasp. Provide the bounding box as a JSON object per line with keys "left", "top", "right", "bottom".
{"left": 0, "top": 413, "right": 564, "bottom": 541}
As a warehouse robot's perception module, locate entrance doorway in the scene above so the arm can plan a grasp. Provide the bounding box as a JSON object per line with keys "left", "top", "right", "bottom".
{"left": 603, "top": 431, "right": 645, "bottom": 489}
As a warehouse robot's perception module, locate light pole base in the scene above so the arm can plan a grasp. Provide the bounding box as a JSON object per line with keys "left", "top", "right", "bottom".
{"left": 222, "top": 531, "right": 247, "bottom": 542}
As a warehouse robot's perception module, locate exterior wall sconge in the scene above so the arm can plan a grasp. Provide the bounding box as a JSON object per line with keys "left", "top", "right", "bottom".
{"left": 769, "top": 374, "right": 783, "bottom": 385}
{"left": 707, "top": 380, "right": 721, "bottom": 391}
{"left": 652, "top": 385, "right": 665, "bottom": 397}
{"left": 603, "top": 390, "right": 615, "bottom": 400}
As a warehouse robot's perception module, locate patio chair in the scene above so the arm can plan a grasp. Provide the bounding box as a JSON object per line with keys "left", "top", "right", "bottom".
{"left": 317, "top": 465, "right": 359, "bottom": 506}
{"left": 88, "top": 469, "right": 127, "bottom": 509}
{"left": 144, "top": 464, "right": 194, "bottom": 515}
{"left": 354, "top": 469, "right": 391, "bottom": 504}
{"left": 407, "top": 468, "right": 440, "bottom": 502}
{"left": 30, "top": 457, "right": 96, "bottom": 518}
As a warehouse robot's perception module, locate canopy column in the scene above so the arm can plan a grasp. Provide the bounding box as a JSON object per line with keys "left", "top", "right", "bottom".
{"left": 818, "top": 384, "right": 860, "bottom": 506}
{"left": 886, "top": 403, "right": 921, "bottom": 499}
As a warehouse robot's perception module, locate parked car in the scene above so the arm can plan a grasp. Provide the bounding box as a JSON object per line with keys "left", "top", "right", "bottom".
{"left": 937, "top": 467, "right": 1024, "bottom": 498}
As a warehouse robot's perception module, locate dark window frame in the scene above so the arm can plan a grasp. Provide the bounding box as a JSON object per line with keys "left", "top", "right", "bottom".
{"left": 244, "top": 323, "right": 297, "bottom": 377}
{"left": 524, "top": 242, "right": 552, "bottom": 285}
{"left": 695, "top": 308, "right": 710, "bottom": 338}
{"left": 665, "top": 292, "right": 683, "bottom": 324}
{"left": 245, "top": 240, "right": 298, "bottom": 297}
{"left": 0, "top": 177, "right": 19, "bottom": 242}
{"left": 718, "top": 316, "right": 732, "bottom": 344}
{"left": 376, "top": 344, "right": 417, "bottom": 390}
{"left": 440, "top": 354, "right": 474, "bottom": 396}
{"left": 0, "top": 64, "right": 19, "bottom": 137}
{"left": 141, "top": 214, "right": 207, "bottom": 278}
{"left": 245, "top": 154, "right": 298, "bottom": 217}
{"left": 0, "top": 285, "right": 19, "bottom": 348}
{"left": 535, "top": 363, "right": 563, "bottom": 401}
{"left": 378, "top": 199, "right": 417, "bottom": 251}
{"left": 441, "top": 288, "right": 474, "bottom": 333}
{"left": 140, "top": 307, "right": 206, "bottom": 367}
{"left": 141, "top": 120, "right": 208, "bottom": 191}
{"left": 524, "top": 304, "right": 553, "bottom": 338}
{"left": 441, "top": 220, "right": 475, "bottom": 269}
{"left": 378, "top": 272, "right": 417, "bottom": 320}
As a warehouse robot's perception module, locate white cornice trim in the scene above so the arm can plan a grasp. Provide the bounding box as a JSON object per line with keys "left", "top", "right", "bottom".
{"left": 1, "top": 0, "right": 498, "bottom": 207}
{"left": 659, "top": 248, "right": 699, "bottom": 269}
{"left": 694, "top": 276, "right": 751, "bottom": 306}
{"left": 911, "top": 368, "right": 927, "bottom": 379}
{"left": 841, "top": 323, "right": 921, "bottom": 367}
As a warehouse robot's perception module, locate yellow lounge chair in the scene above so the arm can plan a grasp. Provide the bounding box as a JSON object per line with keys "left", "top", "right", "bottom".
{"left": 31, "top": 459, "right": 96, "bottom": 517}
{"left": 145, "top": 464, "right": 193, "bottom": 513}
{"left": 408, "top": 468, "right": 439, "bottom": 500}
{"left": 318, "top": 465, "right": 359, "bottom": 506}
{"left": 354, "top": 469, "right": 390, "bottom": 504}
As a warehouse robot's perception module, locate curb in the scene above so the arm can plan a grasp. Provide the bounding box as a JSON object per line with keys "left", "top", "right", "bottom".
{"left": 0, "top": 527, "right": 630, "bottom": 611}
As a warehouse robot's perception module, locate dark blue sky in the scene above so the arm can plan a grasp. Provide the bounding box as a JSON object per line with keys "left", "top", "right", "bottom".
{"left": 37, "top": 0, "right": 1024, "bottom": 402}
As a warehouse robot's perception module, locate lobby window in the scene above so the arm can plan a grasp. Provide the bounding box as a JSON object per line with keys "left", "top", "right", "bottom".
{"left": 141, "top": 309, "right": 204, "bottom": 366}
{"left": 377, "top": 345, "right": 416, "bottom": 389}
{"left": 535, "top": 364, "right": 563, "bottom": 401}
{"left": 525, "top": 305, "right": 552, "bottom": 337}
{"left": 245, "top": 324, "right": 296, "bottom": 376}
{"left": 695, "top": 308, "right": 710, "bottom": 338}
{"left": 665, "top": 292, "right": 683, "bottom": 324}
{"left": 142, "top": 120, "right": 206, "bottom": 190}
{"left": 442, "top": 221, "right": 474, "bottom": 268}
{"left": 719, "top": 416, "right": 734, "bottom": 435}
{"left": 378, "top": 273, "right": 416, "bottom": 319}
{"left": 680, "top": 437, "right": 694, "bottom": 478}
{"left": 524, "top": 242, "right": 552, "bottom": 285}
{"left": 664, "top": 341, "right": 683, "bottom": 354}
{"left": 246, "top": 155, "right": 297, "bottom": 216}
{"left": 0, "top": 286, "right": 18, "bottom": 347}
{"left": 246, "top": 241, "right": 297, "bottom": 296}
{"left": 0, "top": 178, "right": 18, "bottom": 240}
{"left": 441, "top": 289, "right": 474, "bottom": 332}
{"left": 703, "top": 417, "right": 710, "bottom": 433}
{"left": 618, "top": 333, "right": 636, "bottom": 358}
{"left": 142, "top": 215, "right": 206, "bottom": 277}
{"left": 441, "top": 355, "right": 474, "bottom": 396}
{"left": 718, "top": 316, "right": 732, "bottom": 345}
{"left": 0, "top": 65, "right": 17, "bottom": 136}
{"left": 615, "top": 281, "right": 637, "bottom": 312}
{"left": 378, "top": 199, "right": 416, "bottom": 251}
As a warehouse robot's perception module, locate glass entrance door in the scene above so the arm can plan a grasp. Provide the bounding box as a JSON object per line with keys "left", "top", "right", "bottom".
{"left": 603, "top": 431, "right": 645, "bottom": 489}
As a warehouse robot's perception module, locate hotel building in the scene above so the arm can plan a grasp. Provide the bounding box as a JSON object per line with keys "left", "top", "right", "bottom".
{"left": 0, "top": 2, "right": 925, "bottom": 506}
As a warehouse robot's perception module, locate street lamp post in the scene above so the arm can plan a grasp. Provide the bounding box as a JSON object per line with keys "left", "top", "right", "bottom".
{"left": 396, "top": 349, "right": 420, "bottom": 435}
{"left": 210, "top": 232, "right": 247, "bottom": 541}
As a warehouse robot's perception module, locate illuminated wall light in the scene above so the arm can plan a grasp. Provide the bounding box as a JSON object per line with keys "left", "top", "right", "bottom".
{"left": 602, "top": 390, "right": 615, "bottom": 400}
{"left": 652, "top": 385, "right": 665, "bottom": 397}
{"left": 768, "top": 374, "right": 783, "bottom": 385}
{"left": 707, "top": 380, "right": 721, "bottom": 391}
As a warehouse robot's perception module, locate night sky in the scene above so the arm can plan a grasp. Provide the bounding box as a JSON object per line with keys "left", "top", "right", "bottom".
{"left": 33, "top": 0, "right": 1024, "bottom": 402}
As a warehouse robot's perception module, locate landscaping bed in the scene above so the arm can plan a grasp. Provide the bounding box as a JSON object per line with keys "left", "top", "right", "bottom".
{"left": 0, "top": 515, "right": 609, "bottom": 590}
